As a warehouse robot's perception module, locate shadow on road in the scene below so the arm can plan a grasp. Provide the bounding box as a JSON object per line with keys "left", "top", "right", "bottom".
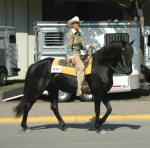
{"left": 110, "top": 88, "right": 150, "bottom": 100}
{"left": 30, "top": 121, "right": 141, "bottom": 132}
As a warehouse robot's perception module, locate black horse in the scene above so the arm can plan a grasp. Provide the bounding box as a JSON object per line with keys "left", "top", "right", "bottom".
{"left": 14, "top": 40, "right": 134, "bottom": 133}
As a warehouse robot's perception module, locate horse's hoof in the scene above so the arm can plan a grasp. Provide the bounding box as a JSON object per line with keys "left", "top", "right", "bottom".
{"left": 64, "top": 127, "right": 72, "bottom": 132}
{"left": 23, "top": 128, "right": 31, "bottom": 133}
{"left": 96, "top": 129, "right": 106, "bottom": 134}
{"left": 58, "top": 124, "right": 67, "bottom": 131}
{"left": 61, "top": 126, "right": 69, "bottom": 132}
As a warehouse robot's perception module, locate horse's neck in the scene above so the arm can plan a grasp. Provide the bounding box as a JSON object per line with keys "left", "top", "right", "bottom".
{"left": 95, "top": 45, "right": 122, "bottom": 62}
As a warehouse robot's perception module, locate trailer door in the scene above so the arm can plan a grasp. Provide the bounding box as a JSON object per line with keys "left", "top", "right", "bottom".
{"left": 7, "top": 29, "right": 18, "bottom": 76}
{"left": 0, "top": 31, "right": 6, "bottom": 66}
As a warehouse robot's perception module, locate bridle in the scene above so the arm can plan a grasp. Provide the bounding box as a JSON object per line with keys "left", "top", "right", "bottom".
{"left": 108, "top": 47, "right": 128, "bottom": 74}
{"left": 121, "top": 47, "right": 127, "bottom": 67}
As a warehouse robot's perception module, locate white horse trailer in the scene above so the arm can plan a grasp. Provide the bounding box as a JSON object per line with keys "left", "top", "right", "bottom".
{"left": 34, "top": 21, "right": 141, "bottom": 101}
{"left": 144, "top": 26, "right": 150, "bottom": 68}
{"left": 0, "top": 26, "right": 20, "bottom": 86}
{"left": 142, "top": 26, "right": 150, "bottom": 86}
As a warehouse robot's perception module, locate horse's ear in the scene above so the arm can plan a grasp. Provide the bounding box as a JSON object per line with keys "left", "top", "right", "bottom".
{"left": 130, "top": 40, "right": 135, "bottom": 45}
{"left": 121, "top": 40, "right": 126, "bottom": 48}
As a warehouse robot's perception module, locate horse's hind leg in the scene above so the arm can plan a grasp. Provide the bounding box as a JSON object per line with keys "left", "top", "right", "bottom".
{"left": 21, "top": 90, "right": 40, "bottom": 132}
{"left": 21, "top": 101, "right": 34, "bottom": 132}
{"left": 48, "top": 89, "right": 67, "bottom": 131}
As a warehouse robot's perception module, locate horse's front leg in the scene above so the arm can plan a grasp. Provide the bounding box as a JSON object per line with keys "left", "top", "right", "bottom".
{"left": 94, "top": 95, "right": 102, "bottom": 132}
{"left": 100, "top": 93, "right": 112, "bottom": 124}
{"left": 49, "top": 90, "right": 67, "bottom": 131}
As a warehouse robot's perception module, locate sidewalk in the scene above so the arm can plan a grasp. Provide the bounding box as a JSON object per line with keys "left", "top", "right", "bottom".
{"left": 0, "top": 100, "right": 150, "bottom": 123}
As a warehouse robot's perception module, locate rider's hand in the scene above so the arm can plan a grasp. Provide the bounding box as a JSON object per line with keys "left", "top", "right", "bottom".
{"left": 89, "top": 45, "right": 94, "bottom": 49}
{"left": 71, "top": 58, "right": 76, "bottom": 66}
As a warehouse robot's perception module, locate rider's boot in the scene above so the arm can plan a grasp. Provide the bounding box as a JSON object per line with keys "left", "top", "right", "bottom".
{"left": 81, "top": 80, "right": 91, "bottom": 94}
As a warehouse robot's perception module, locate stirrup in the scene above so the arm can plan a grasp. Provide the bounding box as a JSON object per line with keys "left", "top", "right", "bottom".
{"left": 82, "top": 81, "right": 91, "bottom": 94}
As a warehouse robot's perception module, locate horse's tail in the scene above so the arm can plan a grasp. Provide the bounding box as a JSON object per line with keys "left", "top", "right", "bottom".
{"left": 14, "top": 95, "right": 27, "bottom": 117}
{"left": 14, "top": 58, "right": 54, "bottom": 117}
{"left": 14, "top": 65, "right": 32, "bottom": 118}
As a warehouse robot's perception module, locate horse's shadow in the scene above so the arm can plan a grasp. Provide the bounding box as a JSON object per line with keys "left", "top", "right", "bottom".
{"left": 30, "top": 121, "right": 141, "bottom": 132}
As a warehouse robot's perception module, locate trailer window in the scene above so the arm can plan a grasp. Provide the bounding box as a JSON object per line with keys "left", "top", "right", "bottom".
{"left": 104, "top": 33, "right": 129, "bottom": 45}
{"left": 44, "top": 32, "right": 64, "bottom": 46}
{"left": 9, "top": 35, "right": 16, "bottom": 43}
{"left": 148, "top": 35, "right": 150, "bottom": 46}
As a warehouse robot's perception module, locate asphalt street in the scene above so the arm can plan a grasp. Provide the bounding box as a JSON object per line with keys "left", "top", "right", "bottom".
{"left": 1, "top": 100, "right": 150, "bottom": 118}
{"left": 0, "top": 120, "right": 150, "bottom": 148}
{"left": 0, "top": 92, "right": 150, "bottom": 148}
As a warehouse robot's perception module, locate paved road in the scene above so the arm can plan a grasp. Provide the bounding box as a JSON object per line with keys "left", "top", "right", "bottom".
{"left": 0, "top": 120, "right": 150, "bottom": 148}
{"left": 0, "top": 90, "right": 150, "bottom": 148}
{"left": 1, "top": 100, "right": 150, "bottom": 118}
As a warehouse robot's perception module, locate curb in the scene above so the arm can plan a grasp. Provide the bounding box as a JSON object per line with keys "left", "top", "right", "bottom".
{"left": 0, "top": 114, "right": 150, "bottom": 123}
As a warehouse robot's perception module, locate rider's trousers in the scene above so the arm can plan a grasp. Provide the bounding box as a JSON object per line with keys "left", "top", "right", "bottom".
{"left": 72, "top": 51, "right": 85, "bottom": 96}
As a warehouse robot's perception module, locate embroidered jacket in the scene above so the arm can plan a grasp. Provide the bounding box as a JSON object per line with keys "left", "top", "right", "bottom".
{"left": 66, "top": 29, "right": 83, "bottom": 56}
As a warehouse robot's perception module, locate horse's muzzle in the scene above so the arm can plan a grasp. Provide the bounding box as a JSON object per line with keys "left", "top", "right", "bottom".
{"left": 116, "top": 62, "right": 132, "bottom": 75}
{"left": 123, "top": 66, "right": 132, "bottom": 75}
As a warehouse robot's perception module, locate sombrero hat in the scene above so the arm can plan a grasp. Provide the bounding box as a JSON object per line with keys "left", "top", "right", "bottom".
{"left": 67, "top": 16, "right": 83, "bottom": 27}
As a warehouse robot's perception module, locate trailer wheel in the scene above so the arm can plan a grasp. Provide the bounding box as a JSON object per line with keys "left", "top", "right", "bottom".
{"left": 80, "top": 94, "right": 93, "bottom": 101}
{"left": 0, "top": 70, "right": 7, "bottom": 86}
{"left": 58, "top": 91, "right": 71, "bottom": 102}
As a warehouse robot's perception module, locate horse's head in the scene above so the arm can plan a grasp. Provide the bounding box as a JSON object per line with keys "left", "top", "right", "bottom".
{"left": 116, "top": 40, "right": 134, "bottom": 75}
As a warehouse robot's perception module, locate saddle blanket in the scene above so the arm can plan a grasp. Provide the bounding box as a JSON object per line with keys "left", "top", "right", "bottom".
{"left": 51, "top": 56, "right": 92, "bottom": 76}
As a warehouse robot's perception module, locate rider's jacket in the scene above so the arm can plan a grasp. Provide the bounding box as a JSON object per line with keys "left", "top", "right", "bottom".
{"left": 66, "top": 28, "right": 83, "bottom": 56}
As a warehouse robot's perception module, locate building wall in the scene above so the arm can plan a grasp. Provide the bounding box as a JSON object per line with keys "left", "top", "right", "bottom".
{"left": 0, "top": 0, "right": 42, "bottom": 80}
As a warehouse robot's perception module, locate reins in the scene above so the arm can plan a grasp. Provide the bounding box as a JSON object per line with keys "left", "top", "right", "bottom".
{"left": 108, "top": 47, "right": 127, "bottom": 74}
{"left": 121, "top": 48, "right": 127, "bottom": 66}
{"left": 108, "top": 64, "right": 123, "bottom": 73}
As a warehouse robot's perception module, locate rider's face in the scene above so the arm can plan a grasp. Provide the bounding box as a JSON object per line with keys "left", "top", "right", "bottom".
{"left": 72, "top": 22, "right": 80, "bottom": 31}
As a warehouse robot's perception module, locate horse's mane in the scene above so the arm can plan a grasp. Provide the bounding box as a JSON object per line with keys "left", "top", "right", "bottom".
{"left": 95, "top": 41, "right": 123, "bottom": 59}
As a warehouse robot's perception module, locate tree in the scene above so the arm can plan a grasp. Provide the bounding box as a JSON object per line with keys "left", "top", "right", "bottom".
{"left": 108, "top": 0, "right": 148, "bottom": 55}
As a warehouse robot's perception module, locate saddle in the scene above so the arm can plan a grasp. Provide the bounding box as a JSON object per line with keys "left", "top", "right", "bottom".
{"left": 51, "top": 56, "right": 93, "bottom": 76}
{"left": 58, "top": 55, "right": 89, "bottom": 68}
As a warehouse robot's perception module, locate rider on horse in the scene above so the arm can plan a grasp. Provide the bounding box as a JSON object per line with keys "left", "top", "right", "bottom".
{"left": 66, "top": 16, "right": 94, "bottom": 96}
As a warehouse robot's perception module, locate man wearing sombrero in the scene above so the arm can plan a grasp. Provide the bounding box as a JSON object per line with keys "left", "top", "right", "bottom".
{"left": 66, "top": 16, "right": 94, "bottom": 96}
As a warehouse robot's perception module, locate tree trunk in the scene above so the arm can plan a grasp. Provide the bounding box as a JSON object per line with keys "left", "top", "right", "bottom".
{"left": 135, "top": 0, "right": 145, "bottom": 79}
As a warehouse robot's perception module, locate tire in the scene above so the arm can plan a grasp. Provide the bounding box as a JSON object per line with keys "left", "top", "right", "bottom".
{"left": 80, "top": 93, "right": 93, "bottom": 101}
{"left": 0, "top": 70, "right": 7, "bottom": 86}
{"left": 58, "top": 90, "right": 71, "bottom": 102}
